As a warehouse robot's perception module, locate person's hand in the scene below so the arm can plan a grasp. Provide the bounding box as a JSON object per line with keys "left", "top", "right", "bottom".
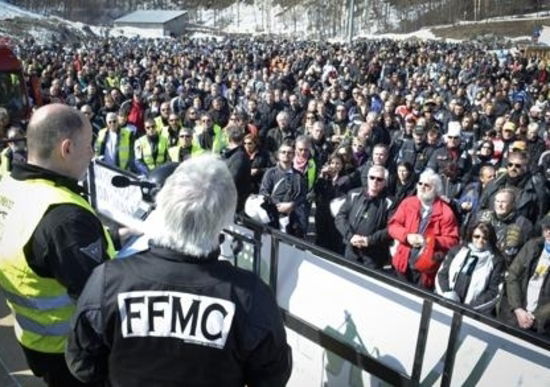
{"left": 406, "top": 233, "right": 424, "bottom": 248}
{"left": 514, "top": 308, "right": 535, "bottom": 329}
{"left": 276, "top": 202, "right": 294, "bottom": 214}
{"left": 251, "top": 168, "right": 260, "bottom": 176}
{"left": 461, "top": 201, "right": 473, "bottom": 211}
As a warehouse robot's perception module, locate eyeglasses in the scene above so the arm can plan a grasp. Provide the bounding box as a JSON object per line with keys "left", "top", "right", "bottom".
{"left": 507, "top": 162, "right": 524, "bottom": 169}
{"left": 368, "top": 176, "right": 384, "bottom": 182}
{"left": 472, "top": 234, "right": 487, "bottom": 240}
{"left": 417, "top": 181, "right": 432, "bottom": 188}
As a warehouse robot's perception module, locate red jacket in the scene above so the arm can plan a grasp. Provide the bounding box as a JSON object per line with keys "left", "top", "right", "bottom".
{"left": 388, "top": 196, "right": 459, "bottom": 288}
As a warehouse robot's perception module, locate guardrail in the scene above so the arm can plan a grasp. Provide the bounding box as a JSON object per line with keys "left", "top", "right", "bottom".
{"left": 87, "top": 160, "right": 550, "bottom": 386}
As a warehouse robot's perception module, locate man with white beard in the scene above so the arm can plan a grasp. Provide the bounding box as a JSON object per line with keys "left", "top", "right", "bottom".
{"left": 388, "top": 169, "right": 460, "bottom": 289}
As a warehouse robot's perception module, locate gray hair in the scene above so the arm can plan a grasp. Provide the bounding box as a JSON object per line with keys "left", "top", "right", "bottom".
{"left": 147, "top": 154, "right": 237, "bottom": 257}
{"left": 419, "top": 168, "right": 442, "bottom": 196}
{"left": 368, "top": 165, "right": 389, "bottom": 181}
{"left": 276, "top": 111, "right": 289, "bottom": 121}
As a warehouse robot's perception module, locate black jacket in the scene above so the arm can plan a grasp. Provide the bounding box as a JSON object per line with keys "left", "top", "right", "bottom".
{"left": 66, "top": 247, "right": 292, "bottom": 387}
{"left": 222, "top": 145, "right": 252, "bottom": 212}
{"left": 479, "top": 173, "right": 549, "bottom": 221}
{"left": 334, "top": 189, "right": 393, "bottom": 268}
{"left": 10, "top": 163, "right": 111, "bottom": 299}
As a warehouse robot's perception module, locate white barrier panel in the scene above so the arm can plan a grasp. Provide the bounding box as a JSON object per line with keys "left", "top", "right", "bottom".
{"left": 276, "top": 241, "right": 423, "bottom": 385}
{"left": 275, "top": 240, "right": 550, "bottom": 386}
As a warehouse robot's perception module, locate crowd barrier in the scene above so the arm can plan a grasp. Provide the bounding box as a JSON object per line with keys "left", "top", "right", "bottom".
{"left": 87, "top": 160, "right": 550, "bottom": 386}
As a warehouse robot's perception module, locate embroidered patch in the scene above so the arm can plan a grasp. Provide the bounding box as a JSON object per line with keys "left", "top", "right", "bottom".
{"left": 79, "top": 239, "right": 103, "bottom": 263}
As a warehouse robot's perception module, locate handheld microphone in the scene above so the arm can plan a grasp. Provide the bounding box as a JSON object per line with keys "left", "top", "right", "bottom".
{"left": 111, "top": 175, "right": 157, "bottom": 189}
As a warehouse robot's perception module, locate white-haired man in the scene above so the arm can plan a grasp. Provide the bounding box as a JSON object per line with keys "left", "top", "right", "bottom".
{"left": 388, "top": 169, "right": 459, "bottom": 289}
{"left": 66, "top": 155, "right": 292, "bottom": 387}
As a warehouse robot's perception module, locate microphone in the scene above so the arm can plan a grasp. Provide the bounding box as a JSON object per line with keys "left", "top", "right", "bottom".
{"left": 111, "top": 175, "right": 157, "bottom": 189}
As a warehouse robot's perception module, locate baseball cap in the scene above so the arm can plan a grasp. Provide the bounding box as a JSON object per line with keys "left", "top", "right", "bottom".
{"left": 413, "top": 126, "right": 426, "bottom": 135}
{"left": 510, "top": 140, "right": 527, "bottom": 152}
{"left": 446, "top": 121, "right": 462, "bottom": 137}
{"left": 503, "top": 121, "right": 517, "bottom": 132}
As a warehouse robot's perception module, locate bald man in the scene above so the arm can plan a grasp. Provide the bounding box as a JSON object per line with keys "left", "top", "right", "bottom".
{"left": 0, "top": 104, "right": 115, "bottom": 387}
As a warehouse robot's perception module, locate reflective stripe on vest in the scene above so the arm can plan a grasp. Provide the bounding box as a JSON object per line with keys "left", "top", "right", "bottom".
{"left": 2, "top": 287, "right": 72, "bottom": 310}
{"left": 0, "top": 177, "right": 116, "bottom": 353}
{"left": 95, "top": 127, "right": 132, "bottom": 170}
{"left": 15, "top": 313, "right": 71, "bottom": 337}
{"left": 136, "top": 135, "right": 168, "bottom": 170}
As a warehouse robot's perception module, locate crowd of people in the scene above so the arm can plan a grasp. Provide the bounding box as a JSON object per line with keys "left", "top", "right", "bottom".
{"left": 1, "top": 35, "right": 550, "bottom": 339}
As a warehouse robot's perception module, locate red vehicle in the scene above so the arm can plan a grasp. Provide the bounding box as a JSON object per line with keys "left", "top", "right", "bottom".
{"left": 0, "top": 38, "right": 33, "bottom": 123}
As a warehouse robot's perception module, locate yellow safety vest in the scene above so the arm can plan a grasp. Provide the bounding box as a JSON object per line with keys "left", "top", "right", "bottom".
{"left": 95, "top": 127, "right": 132, "bottom": 170}
{"left": 135, "top": 135, "right": 168, "bottom": 171}
{"left": 0, "top": 177, "right": 116, "bottom": 353}
{"left": 168, "top": 145, "right": 193, "bottom": 163}
{"left": 191, "top": 124, "right": 227, "bottom": 155}
{"left": 306, "top": 158, "right": 317, "bottom": 190}
{"left": 154, "top": 116, "right": 168, "bottom": 133}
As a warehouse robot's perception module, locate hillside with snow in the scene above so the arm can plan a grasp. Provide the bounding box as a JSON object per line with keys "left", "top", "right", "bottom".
{"left": 0, "top": 0, "right": 550, "bottom": 45}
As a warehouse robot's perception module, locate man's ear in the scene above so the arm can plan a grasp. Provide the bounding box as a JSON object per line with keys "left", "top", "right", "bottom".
{"left": 59, "top": 138, "right": 72, "bottom": 159}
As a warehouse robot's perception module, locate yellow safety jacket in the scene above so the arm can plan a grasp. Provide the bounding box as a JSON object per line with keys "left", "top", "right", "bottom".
{"left": 135, "top": 135, "right": 169, "bottom": 171}
{"left": 306, "top": 158, "right": 317, "bottom": 190}
{"left": 0, "top": 177, "right": 116, "bottom": 353}
{"left": 192, "top": 124, "right": 227, "bottom": 155}
{"left": 95, "top": 127, "right": 132, "bottom": 170}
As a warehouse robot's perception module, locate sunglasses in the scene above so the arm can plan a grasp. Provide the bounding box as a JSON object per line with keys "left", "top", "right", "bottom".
{"left": 507, "top": 162, "right": 523, "bottom": 169}
{"left": 417, "top": 181, "right": 432, "bottom": 188}
{"left": 368, "top": 176, "right": 384, "bottom": 182}
{"left": 472, "top": 234, "right": 487, "bottom": 240}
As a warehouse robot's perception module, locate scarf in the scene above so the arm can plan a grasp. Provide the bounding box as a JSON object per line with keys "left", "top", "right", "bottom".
{"left": 443, "top": 245, "right": 495, "bottom": 309}
{"left": 293, "top": 155, "right": 308, "bottom": 173}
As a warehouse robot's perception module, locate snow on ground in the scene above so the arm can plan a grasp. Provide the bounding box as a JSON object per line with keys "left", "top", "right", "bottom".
{"left": 0, "top": 0, "right": 549, "bottom": 44}
{"left": 0, "top": 0, "right": 41, "bottom": 19}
